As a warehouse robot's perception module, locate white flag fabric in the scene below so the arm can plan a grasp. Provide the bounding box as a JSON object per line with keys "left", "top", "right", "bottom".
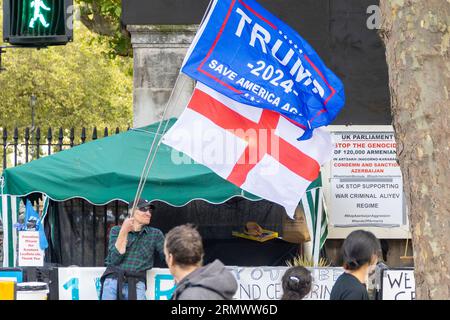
{"left": 162, "top": 83, "right": 333, "bottom": 218}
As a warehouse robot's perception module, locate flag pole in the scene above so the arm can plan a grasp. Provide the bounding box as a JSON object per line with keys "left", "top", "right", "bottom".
{"left": 130, "top": 73, "right": 188, "bottom": 218}
{"left": 301, "top": 193, "right": 314, "bottom": 262}
{"left": 313, "top": 189, "right": 323, "bottom": 266}
{"left": 130, "top": 0, "right": 215, "bottom": 217}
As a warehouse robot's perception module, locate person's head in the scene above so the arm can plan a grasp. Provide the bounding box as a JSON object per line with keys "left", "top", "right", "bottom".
{"left": 128, "top": 198, "right": 154, "bottom": 225}
{"left": 341, "top": 230, "right": 381, "bottom": 271}
{"left": 164, "top": 224, "right": 204, "bottom": 274}
{"left": 281, "top": 266, "right": 312, "bottom": 300}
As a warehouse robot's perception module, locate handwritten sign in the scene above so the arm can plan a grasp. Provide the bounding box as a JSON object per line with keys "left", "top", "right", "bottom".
{"left": 18, "top": 231, "right": 44, "bottom": 267}
{"left": 59, "top": 266, "right": 343, "bottom": 300}
{"left": 381, "top": 269, "right": 415, "bottom": 300}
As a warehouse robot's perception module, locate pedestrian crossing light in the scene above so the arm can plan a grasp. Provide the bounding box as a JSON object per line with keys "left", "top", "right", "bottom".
{"left": 29, "top": 0, "right": 51, "bottom": 29}
{"left": 3, "top": 0, "right": 73, "bottom": 46}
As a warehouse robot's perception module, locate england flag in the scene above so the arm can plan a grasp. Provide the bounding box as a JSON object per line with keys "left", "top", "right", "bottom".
{"left": 162, "top": 83, "right": 333, "bottom": 218}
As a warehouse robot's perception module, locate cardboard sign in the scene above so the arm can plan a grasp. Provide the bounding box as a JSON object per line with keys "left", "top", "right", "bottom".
{"left": 381, "top": 269, "right": 415, "bottom": 300}
{"left": 59, "top": 266, "right": 343, "bottom": 300}
{"left": 18, "top": 231, "right": 44, "bottom": 267}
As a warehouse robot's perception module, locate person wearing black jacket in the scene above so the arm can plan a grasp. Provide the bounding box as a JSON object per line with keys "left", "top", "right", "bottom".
{"left": 330, "top": 230, "right": 381, "bottom": 300}
{"left": 164, "top": 224, "right": 237, "bottom": 300}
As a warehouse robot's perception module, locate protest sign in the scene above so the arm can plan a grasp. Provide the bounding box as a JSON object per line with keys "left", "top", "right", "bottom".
{"left": 329, "top": 129, "right": 404, "bottom": 227}
{"left": 18, "top": 231, "right": 44, "bottom": 267}
{"left": 381, "top": 269, "right": 415, "bottom": 300}
{"left": 59, "top": 266, "right": 343, "bottom": 300}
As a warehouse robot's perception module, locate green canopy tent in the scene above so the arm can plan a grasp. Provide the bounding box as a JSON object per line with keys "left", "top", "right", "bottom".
{"left": 1, "top": 120, "right": 259, "bottom": 267}
{"left": 1, "top": 120, "right": 328, "bottom": 267}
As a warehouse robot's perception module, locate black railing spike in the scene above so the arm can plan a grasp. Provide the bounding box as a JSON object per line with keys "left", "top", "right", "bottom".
{"left": 70, "top": 128, "right": 75, "bottom": 147}
{"left": 47, "top": 128, "right": 52, "bottom": 141}
{"left": 36, "top": 128, "right": 41, "bottom": 159}
{"left": 47, "top": 128, "right": 52, "bottom": 155}
{"left": 104, "top": 127, "right": 108, "bottom": 137}
{"left": 58, "top": 128, "right": 64, "bottom": 151}
{"left": 13, "top": 128, "right": 19, "bottom": 167}
{"left": 92, "top": 127, "right": 98, "bottom": 140}
{"left": 25, "top": 128, "right": 30, "bottom": 163}
{"left": 2, "top": 128, "right": 6, "bottom": 170}
{"left": 81, "top": 127, "right": 86, "bottom": 144}
{"left": 36, "top": 127, "right": 41, "bottom": 141}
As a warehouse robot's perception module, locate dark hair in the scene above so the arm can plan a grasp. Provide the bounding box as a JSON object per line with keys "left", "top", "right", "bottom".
{"left": 281, "top": 266, "right": 312, "bottom": 300}
{"left": 342, "top": 230, "right": 381, "bottom": 270}
{"left": 165, "top": 224, "right": 204, "bottom": 267}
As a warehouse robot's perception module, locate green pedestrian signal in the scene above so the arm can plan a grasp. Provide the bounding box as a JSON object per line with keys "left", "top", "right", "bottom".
{"left": 3, "top": 0, "right": 73, "bottom": 46}
{"left": 29, "top": 0, "right": 51, "bottom": 29}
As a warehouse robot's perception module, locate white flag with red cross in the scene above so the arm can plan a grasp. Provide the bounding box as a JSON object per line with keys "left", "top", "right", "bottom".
{"left": 162, "top": 83, "right": 333, "bottom": 218}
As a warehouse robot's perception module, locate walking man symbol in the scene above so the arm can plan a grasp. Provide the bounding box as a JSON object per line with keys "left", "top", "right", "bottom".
{"left": 29, "top": 0, "right": 51, "bottom": 28}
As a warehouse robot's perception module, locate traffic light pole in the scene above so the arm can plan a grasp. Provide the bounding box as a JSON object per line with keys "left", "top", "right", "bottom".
{"left": 0, "top": 45, "right": 47, "bottom": 73}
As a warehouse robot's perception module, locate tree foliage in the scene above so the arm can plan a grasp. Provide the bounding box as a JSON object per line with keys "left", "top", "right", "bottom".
{"left": 0, "top": 0, "right": 133, "bottom": 131}
{"left": 77, "top": 0, "right": 132, "bottom": 57}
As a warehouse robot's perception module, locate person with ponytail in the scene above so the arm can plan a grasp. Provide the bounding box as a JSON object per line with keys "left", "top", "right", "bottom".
{"left": 330, "top": 230, "right": 381, "bottom": 300}
{"left": 281, "top": 266, "right": 312, "bottom": 300}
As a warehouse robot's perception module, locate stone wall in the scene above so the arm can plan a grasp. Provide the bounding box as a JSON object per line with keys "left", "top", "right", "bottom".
{"left": 127, "top": 25, "right": 197, "bottom": 128}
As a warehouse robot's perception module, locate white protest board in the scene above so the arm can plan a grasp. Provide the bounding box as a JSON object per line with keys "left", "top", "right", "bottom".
{"left": 58, "top": 267, "right": 104, "bottom": 300}
{"left": 59, "top": 266, "right": 343, "bottom": 300}
{"left": 304, "top": 268, "right": 344, "bottom": 300}
{"left": 18, "top": 231, "right": 44, "bottom": 267}
{"left": 329, "top": 128, "right": 405, "bottom": 227}
{"left": 381, "top": 269, "right": 415, "bottom": 300}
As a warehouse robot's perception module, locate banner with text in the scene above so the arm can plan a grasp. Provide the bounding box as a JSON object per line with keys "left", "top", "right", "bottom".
{"left": 182, "top": 0, "right": 345, "bottom": 139}
{"left": 58, "top": 267, "right": 343, "bottom": 300}
{"left": 330, "top": 130, "right": 404, "bottom": 227}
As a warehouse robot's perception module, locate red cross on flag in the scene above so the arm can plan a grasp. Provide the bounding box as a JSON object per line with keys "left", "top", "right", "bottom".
{"left": 162, "top": 83, "right": 333, "bottom": 218}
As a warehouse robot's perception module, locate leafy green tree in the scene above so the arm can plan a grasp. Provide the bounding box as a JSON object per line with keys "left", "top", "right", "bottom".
{"left": 77, "top": 0, "right": 132, "bottom": 57}
{"left": 0, "top": 0, "right": 133, "bottom": 131}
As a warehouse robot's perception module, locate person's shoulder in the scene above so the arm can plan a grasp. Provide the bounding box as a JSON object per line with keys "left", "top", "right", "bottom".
{"left": 330, "top": 273, "right": 368, "bottom": 300}
{"left": 145, "top": 226, "right": 164, "bottom": 236}
{"left": 336, "top": 272, "right": 356, "bottom": 283}
{"left": 176, "top": 285, "right": 224, "bottom": 300}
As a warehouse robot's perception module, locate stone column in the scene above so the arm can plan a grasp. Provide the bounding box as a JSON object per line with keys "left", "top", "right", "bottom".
{"left": 127, "top": 25, "right": 198, "bottom": 128}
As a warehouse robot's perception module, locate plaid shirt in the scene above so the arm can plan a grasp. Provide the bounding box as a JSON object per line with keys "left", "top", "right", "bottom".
{"left": 105, "top": 225, "right": 165, "bottom": 272}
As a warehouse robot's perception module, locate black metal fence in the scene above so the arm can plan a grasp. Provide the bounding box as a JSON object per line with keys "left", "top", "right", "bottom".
{"left": 1, "top": 126, "right": 128, "bottom": 169}
{"left": 1, "top": 126, "right": 130, "bottom": 267}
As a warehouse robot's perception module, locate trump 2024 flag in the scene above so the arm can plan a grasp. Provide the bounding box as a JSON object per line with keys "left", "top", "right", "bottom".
{"left": 162, "top": 83, "right": 333, "bottom": 218}
{"left": 181, "top": 0, "right": 345, "bottom": 140}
